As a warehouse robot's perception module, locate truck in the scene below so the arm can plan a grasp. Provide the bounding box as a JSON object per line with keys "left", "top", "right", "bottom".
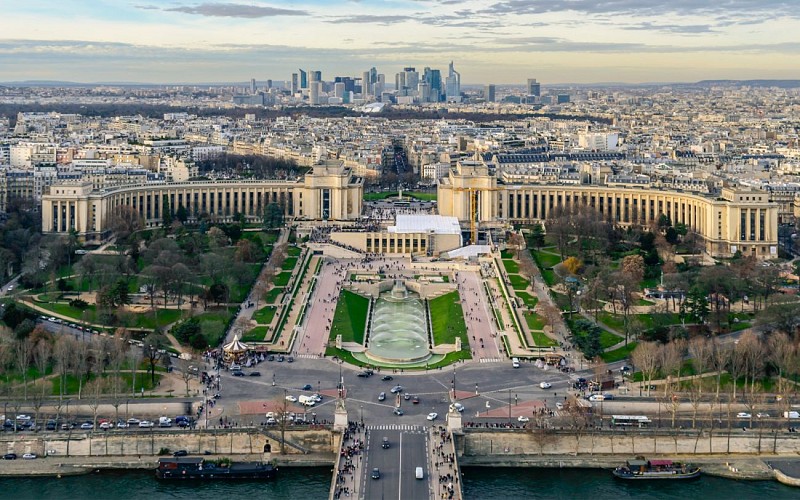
{"left": 298, "top": 395, "right": 316, "bottom": 406}
{"left": 784, "top": 411, "right": 799, "bottom": 419}
{"left": 158, "top": 416, "right": 173, "bottom": 427}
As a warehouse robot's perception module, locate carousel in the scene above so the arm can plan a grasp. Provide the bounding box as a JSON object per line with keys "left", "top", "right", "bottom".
{"left": 222, "top": 335, "right": 251, "bottom": 365}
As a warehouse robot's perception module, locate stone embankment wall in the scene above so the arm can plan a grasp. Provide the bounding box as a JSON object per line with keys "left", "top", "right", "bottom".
{"left": 1, "top": 428, "right": 336, "bottom": 458}
{"left": 457, "top": 429, "right": 800, "bottom": 462}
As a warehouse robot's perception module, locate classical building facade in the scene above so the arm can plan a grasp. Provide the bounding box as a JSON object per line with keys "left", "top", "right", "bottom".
{"left": 42, "top": 162, "right": 364, "bottom": 241}
{"left": 438, "top": 162, "right": 779, "bottom": 259}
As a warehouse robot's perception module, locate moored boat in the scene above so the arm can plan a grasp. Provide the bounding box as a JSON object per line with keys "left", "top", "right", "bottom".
{"left": 156, "top": 457, "right": 277, "bottom": 480}
{"left": 613, "top": 458, "right": 701, "bottom": 480}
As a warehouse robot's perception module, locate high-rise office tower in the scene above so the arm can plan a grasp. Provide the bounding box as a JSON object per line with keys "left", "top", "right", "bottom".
{"left": 484, "top": 84, "right": 496, "bottom": 102}
{"left": 266, "top": 79, "right": 272, "bottom": 89}
{"left": 334, "top": 76, "right": 355, "bottom": 94}
{"left": 418, "top": 82, "right": 430, "bottom": 102}
{"left": 334, "top": 82, "right": 345, "bottom": 98}
{"left": 250, "top": 78, "right": 256, "bottom": 94}
{"left": 299, "top": 69, "right": 307, "bottom": 89}
{"left": 423, "top": 67, "right": 442, "bottom": 102}
{"left": 362, "top": 71, "right": 371, "bottom": 96}
{"left": 309, "top": 81, "right": 322, "bottom": 105}
{"left": 376, "top": 74, "right": 385, "bottom": 96}
{"left": 404, "top": 67, "right": 419, "bottom": 91}
{"left": 291, "top": 73, "right": 299, "bottom": 94}
{"left": 445, "top": 61, "right": 460, "bottom": 101}
{"left": 395, "top": 72, "right": 406, "bottom": 92}
{"left": 309, "top": 70, "right": 322, "bottom": 84}
{"left": 527, "top": 78, "right": 541, "bottom": 97}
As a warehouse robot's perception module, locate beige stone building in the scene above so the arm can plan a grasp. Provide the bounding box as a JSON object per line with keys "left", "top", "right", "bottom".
{"left": 438, "top": 161, "right": 780, "bottom": 259}
{"left": 42, "top": 161, "right": 363, "bottom": 242}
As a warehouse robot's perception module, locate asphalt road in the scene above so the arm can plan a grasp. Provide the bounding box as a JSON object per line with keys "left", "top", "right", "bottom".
{"left": 362, "top": 427, "right": 428, "bottom": 500}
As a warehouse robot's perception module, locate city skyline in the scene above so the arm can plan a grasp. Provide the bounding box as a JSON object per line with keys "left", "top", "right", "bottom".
{"left": 1, "top": 1, "right": 800, "bottom": 84}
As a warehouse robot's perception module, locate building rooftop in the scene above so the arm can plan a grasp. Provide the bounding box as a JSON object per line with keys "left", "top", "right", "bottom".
{"left": 389, "top": 214, "right": 461, "bottom": 235}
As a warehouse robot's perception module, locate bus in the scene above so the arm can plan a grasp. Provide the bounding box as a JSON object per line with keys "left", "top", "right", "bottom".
{"left": 611, "top": 415, "right": 652, "bottom": 428}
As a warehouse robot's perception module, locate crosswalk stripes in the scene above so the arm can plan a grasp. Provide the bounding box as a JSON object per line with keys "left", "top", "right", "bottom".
{"left": 294, "top": 354, "right": 319, "bottom": 359}
{"left": 479, "top": 358, "right": 503, "bottom": 363}
{"left": 367, "top": 424, "right": 422, "bottom": 431}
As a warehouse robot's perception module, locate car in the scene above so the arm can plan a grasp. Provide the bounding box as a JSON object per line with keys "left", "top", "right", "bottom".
{"left": 139, "top": 420, "right": 154, "bottom": 428}
{"left": 517, "top": 416, "right": 530, "bottom": 423}
{"left": 757, "top": 413, "right": 771, "bottom": 418}
{"left": 265, "top": 417, "right": 277, "bottom": 425}
{"left": 311, "top": 393, "right": 323, "bottom": 402}
{"left": 285, "top": 395, "right": 297, "bottom": 402}
{"left": 427, "top": 412, "right": 438, "bottom": 421}
{"left": 80, "top": 422, "right": 94, "bottom": 430}
{"left": 390, "top": 385, "right": 404, "bottom": 394}
{"left": 99, "top": 421, "right": 114, "bottom": 430}
{"left": 45, "top": 420, "right": 58, "bottom": 431}
{"left": 22, "top": 453, "right": 37, "bottom": 460}
{"left": 249, "top": 371, "right": 261, "bottom": 377}
{"left": 737, "top": 412, "right": 752, "bottom": 419}
{"left": 382, "top": 437, "right": 390, "bottom": 449}
{"left": 412, "top": 396, "right": 420, "bottom": 404}
{"left": 357, "top": 372, "right": 370, "bottom": 378}
{"left": 267, "top": 355, "right": 275, "bottom": 361}
{"left": 371, "top": 468, "right": 381, "bottom": 479}
{"left": 287, "top": 356, "right": 294, "bottom": 363}
{"left": 3, "top": 453, "right": 17, "bottom": 460}
{"left": 453, "top": 403, "right": 465, "bottom": 412}
{"left": 277, "top": 355, "right": 285, "bottom": 362}
{"left": 555, "top": 402, "right": 564, "bottom": 410}
{"left": 588, "top": 394, "right": 605, "bottom": 402}
{"left": 539, "top": 382, "right": 552, "bottom": 389}
{"left": 232, "top": 370, "right": 245, "bottom": 377}
{"left": 382, "top": 375, "right": 393, "bottom": 381}
{"left": 126, "top": 418, "right": 140, "bottom": 425}
{"left": 61, "top": 423, "right": 74, "bottom": 430}
{"left": 620, "top": 366, "right": 631, "bottom": 372}
{"left": 173, "top": 450, "right": 188, "bottom": 457}
{"left": 116, "top": 421, "right": 129, "bottom": 428}
{"left": 393, "top": 408, "right": 404, "bottom": 416}
{"left": 302, "top": 384, "right": 313, "bottom": 391}
{"left": 378, "top": 392, "right": 386, "bottom": 401}
{"left": 602, "top": 393, "right": 615, "bottom": 400}
{"left": 403, "top": 393, "right": 411, "bottom": 400}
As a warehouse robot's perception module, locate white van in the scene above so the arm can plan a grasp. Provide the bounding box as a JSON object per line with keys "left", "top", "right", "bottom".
{"left": 512, "top": 357, "right": 520, "bottom": 368}
{"left": 415, "top": 467, "right": 424, "bottom": 479}
{"left": 298, "top": 395, "right": 316, "bottom": 406}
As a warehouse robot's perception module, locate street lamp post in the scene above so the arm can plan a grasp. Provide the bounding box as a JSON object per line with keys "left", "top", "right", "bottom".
{"left": 508, "top": 389, "right": 512, "bottom": 424}
{"left": 360, "top": 405, "right": 363, "bottom": 425}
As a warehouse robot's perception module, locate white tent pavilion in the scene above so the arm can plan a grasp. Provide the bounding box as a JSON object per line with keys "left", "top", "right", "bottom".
{"left": 222, "top": 335, "right": 250, "bottom": 362}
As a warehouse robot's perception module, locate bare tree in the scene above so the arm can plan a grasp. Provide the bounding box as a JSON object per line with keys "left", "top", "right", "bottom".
{"left": 176, "top": 358, "right": 196, "bottom": 397}
{"left": 529, "top": 415, "right": 557, "bottom": 455}
{"left": 72, "top": 340, "right": 89, "bottom": 399}
{"left": 660, "top": 340, "right": 685, "bottom": 396}
{"left": 31, "top": 340, "right": 52, "bottom": 427}
{"left": 53, "top": 335, "right": 74, "bottom": 404}
{"left": 736, "top": 331, "right": 763, "bottom": 395}
{"left": 768, "top": 333, "right": 795, "bottom": 397}
{"left": 127, "top": 346, "right": 143, "bottom": 399}
{"left": 631, "top": 341, "right": 660, "bottom": 396}
{"left": 14, "top": 338, "right": 33, "bottom": 401}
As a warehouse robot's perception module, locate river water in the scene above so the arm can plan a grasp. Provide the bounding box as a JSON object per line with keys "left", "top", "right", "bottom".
{"left": 0, "top": 466, "right": 796, "bottom": 499}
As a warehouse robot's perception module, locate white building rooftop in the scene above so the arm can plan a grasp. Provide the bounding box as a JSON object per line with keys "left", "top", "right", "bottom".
{"left": 389, "top": 214, "right": 462, "bottom": 235}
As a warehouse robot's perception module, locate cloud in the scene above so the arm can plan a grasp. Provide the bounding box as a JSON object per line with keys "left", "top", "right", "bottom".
{"left": 622, "top": 22, "right": 717, "bottom": 34}
{"left": 163, "top": 2, "right": 308, "bottom": 18}
{"left": 481, "top": 0, "right": 800, "bottom": 18}
{"left": 325, "top": 14, "right": 415, "bottom": 25}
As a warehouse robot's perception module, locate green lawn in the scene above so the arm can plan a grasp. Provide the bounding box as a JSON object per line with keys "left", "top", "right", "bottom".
{"left": 252, "top": 306, "right": 277, "bottom": 325}
{"left": 508, "top": 274, "right": 530, "bottom": 291}
{"left": 191, "top": 308, "right": 237, "bottom": 346}
{"left": 130, "top": 308, "right": 183, "bottom": 329}
{"left": 241, "top": 326, "right": 269, "bottom": 343}
{"left": 531, "top": 250, "right": 562, "bottom": 269}
{"left": 541, "top": 269, "right": 557, "bottom": 287}
{"left": 598, "top": 312, "right": 625, "bottom": 332}
{"left": 515, "top": 291, "right": 538, "bottom": 309}
{"left": 273, "top": 272, "right": 291, "bottom": 287}
{"left": 281, "top": 257, "right": 298, "bottom": 271}
{"left": 330, "top": 290, "right": 370, "bottom": 343}
{"left": 599, "top": 330, "right": 623, "bottom": 349}
{"left": 429, "top": 291, "right": 468, "bottom": 346}
{"left": 600, "top": 342, "right": 638, "bottom": 362}
{"left": 524, "top": 312, "right": 546, "bottom": 330}
{"left": 501, "top": 249, "right": 514, "bottom": 259}
{"left": 287, "top": 246, "right": 302, "bottom": 257}
{"left": 263, "top": 287, "right": 284, "bottom": 304}
{"left": 531, "top": 330, "right": 558, "bottom": 347}
{"left": 636, "top": 298, "right": 655, "bottom": 306}
{"left": 502, "top": 259, "right": 520, "bottom": 274}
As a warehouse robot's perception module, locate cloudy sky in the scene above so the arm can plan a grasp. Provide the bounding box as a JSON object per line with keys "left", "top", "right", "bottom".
{"left": 1, "top": 0, "right": 799, "bottom": 84}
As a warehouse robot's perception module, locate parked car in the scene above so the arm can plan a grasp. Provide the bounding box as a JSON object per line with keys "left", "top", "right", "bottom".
{"left": 116, "top": 421, "right": 129, "bottom": 429}
{"left": 285, "top": 395, "right": 298, "bottom": 403}
{"left": 80, "top": 422, "right": 94, "bottom": 430}
{"left": 249, "top": 371, "right": 261, "bottom": 377}
{"left": 267, "top": 355, "right": 275, "bottom": 361}
{"left": 3, "top": 453, "right": 17, "bottom": 460}
{"left": 737, "top": 412, "right": 752, "bottom": 419}
{"left": 22, "top": 453, "right": 37, "bottom": 459}
{"left": 232, "top": 370, "right": 245, "bottom": 377}
{"left": 126, "top": 418, "right": 140, "bottom": 425}
{"left": 757, "top": 413, "right": 771, "bottom": 418}
{"left": 173, "top": 450, "right": 188, "bottom": 457}
{"left": 99, "top": 421, "right": 114, "bottom": 430}
{"left": 287, "top": 356, "right": 294, "bottom": 363}
{"left": 588, "top": 394, "right": 605, "bottom": 402}
{"left": 277, "top": 355, "right": 285, "bottom": 362}
{"left": 517, "top": 416, "right": 530, "bottom": 423}
{"left": 139, "top": 420, "right": 154, "bottom": 428}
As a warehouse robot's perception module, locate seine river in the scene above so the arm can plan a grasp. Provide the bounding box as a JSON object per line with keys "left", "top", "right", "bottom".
{"left": 0, "top": 466, "right": 796, "bottom": 499}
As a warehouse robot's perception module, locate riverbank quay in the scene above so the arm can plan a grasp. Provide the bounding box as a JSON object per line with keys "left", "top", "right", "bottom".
{"left": 0, "top": 453, "right": 336, "bottom": 478}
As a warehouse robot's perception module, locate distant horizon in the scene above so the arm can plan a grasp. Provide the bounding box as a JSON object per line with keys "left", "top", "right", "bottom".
{"left": 2, "top": 1, "right": 800, "bottom": 83}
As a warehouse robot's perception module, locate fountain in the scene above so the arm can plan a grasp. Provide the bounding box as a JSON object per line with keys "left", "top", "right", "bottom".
{"left": 365, "top": 280, "right": 431, "bottom": 364}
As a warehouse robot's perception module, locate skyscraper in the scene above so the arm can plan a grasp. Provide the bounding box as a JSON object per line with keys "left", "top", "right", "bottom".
{"left": 291, "top": 73, "right": 298, "bottom": 94}
{"left": 423, "top": 67, "right": 441, "bottom": 102}
{"left": 309, "top": 70, "right": 322, "bottom": 84}
{"left": 250, "top": 78, "right": 256, "bottom": 94}
{"left": 404, "top": 67, "right": 419, "bottom": 92}
{"left": 484, "top": 84, "right": 496, "bottom": 103}
{"left": 299, "top": 69, "right": 307, "bottom": 89}
{"left": 527, "top": 78, "right": 541, "bottom": 97}
{"left": 309, "top": 81, "right": 322, "bottom": 105}
{"left": 445, "top": 61, "right": 460, "bottom": 102}
{"left": 395, "top": 72, "right": 406, "bottom": 92}
{"left": 362, "top": 71, "right": 371, "bottom": 96}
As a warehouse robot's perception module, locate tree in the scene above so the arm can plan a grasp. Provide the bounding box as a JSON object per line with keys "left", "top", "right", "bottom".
{"left": 530, "top": 223, "right": 545, "bottom": 250}
{"left": 53, "top": 335, "right": 75, "bottom": 404}
{"left": 631, "top": 341, "right": 660, "bottom": 396}
{"left": 562, "top": 256, "right": 583, "bottom": 275}
{"left": 162, "top": 194, "right": 173, "bottom": 228}
{"left": 660, "top": 340, "right": 684, "bottom": 396}
{"left": 127, "top": 346, "right": 143, "bottom": 400}
{"left": 262, "top": 202, "right": 285, "bottom": 231}
{"left": 108, "top": 205, "right": 143, "bottom": 243}
{"left": 14, "top": 338, "right": 33, "bottom": 400}
{"left": 176, "top": 204, "right": 189, "bottom": 223}
{"left": 621, "top": 254, "right": 645, "bottom": 284}
{"left": 756, "top": 298, "right": 800, "bottom": 335}
{"left": 143, "top": 333, "right": 167, "bottom": 386}
{"left": 507, "top": 231, "right": 525, "bottom": 260}
{"left": 176, "top": 358, "right": 196, "bottom": 397}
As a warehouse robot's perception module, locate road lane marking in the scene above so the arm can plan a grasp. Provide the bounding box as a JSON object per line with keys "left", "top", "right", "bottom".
{"left": 398, "top": 431, "right": 403, "bottom": 500}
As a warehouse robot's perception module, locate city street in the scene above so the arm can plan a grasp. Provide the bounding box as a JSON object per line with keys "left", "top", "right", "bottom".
{"left": 362, "top": 426, "right": 428, "bottom": 500}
